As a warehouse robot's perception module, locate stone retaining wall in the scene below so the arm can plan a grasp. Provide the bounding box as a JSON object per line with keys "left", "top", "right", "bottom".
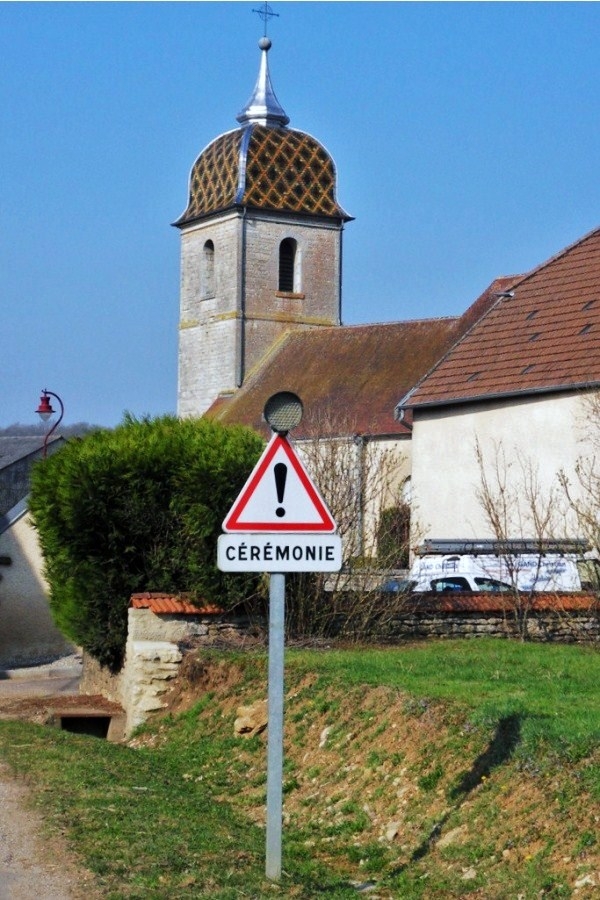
{"left": 80, "top": 606, "right": 262, "bottom": 736}
{"left": 377, "top": 610, "right": 600, "bottom": 642}
{"left": 369, "top": 592, "right": 600, "bottom": 643}
{"left": 81, "top": 592, "right": 598, "bottom": 738}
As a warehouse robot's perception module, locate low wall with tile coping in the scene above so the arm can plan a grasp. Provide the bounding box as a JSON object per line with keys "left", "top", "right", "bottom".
{"left": 376, "top": 610, "right": 600, "bottom": 642}
{"left": 81, "top": 593, "right": 598, "bottom": 738}
{"left": 80, "top": 606, "right": 263, "bottom": 736}
{"left": 369, "top": 592, "right": 600, "bottom": 643}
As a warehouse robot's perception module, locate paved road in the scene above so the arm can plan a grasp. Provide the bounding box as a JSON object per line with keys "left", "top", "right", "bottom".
{"left": 0, "top": 673, "right": 82, "bottom": 699}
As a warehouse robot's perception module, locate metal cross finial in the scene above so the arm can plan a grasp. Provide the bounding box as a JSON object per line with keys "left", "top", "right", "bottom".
{"left": 252, "top": 2, "right": 278, "bottom": 37}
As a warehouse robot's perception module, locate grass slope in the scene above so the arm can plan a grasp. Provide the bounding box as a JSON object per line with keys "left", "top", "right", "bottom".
{"left": 0, "top": 639, "right": 598, "bottom": 898}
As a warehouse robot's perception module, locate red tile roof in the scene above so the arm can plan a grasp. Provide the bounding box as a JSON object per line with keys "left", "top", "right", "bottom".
{"left": 130, "top": 593, "right": 224, "bottom": 616}
{"left": 207, "top": 301, "right": 501, "bottom": 439}
{"left": 407, "top": 592, "right": 596, "bottom": 614}
{"left": 399, "top": 226, "right": 600, "bottom": 410}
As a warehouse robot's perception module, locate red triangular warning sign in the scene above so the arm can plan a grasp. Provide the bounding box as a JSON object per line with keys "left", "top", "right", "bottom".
{"left": 223, "top": 434, "right": 336, "bottom": 533}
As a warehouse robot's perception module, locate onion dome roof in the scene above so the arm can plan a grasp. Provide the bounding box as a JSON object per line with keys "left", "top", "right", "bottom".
{"left": 175, "top": 38, "right": 351, "bottom": 227}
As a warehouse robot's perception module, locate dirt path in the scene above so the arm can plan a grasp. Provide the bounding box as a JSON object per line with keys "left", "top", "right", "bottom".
{"left": 0, "top": 762, "right": 101, "bottom": 900}
{"left": 0, "top": 658, "right": 103, "bottom": 899}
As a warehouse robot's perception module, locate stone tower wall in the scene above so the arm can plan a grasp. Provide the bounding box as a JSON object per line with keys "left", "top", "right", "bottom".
{"left": 178, "top": 213, "right": 241, "bottom": 418}
{"left": 243, "top": 213, "right": 342, "bottom": 377}
{"left": 177, "top": 208, "right": 343, "bottom": 417}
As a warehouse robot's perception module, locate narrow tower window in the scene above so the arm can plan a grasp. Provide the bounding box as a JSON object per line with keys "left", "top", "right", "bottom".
{"left": 201, "top": 240, "right": 215, "bottom": 299}
{"left": 278, "top": 238, "right": 297, "bottom": 292}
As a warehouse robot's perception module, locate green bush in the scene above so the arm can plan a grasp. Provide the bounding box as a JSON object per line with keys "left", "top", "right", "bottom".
{"left": 29, "top": 415, "right": 264, "bottom": 671}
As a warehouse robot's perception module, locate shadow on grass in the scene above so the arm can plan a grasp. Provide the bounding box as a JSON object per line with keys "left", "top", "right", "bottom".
{"left": 391, "top": 714, "right": 523, "bottom": 874}
{"left": 449, "top": 712, "right": 522, "bottom": 799}
{"left": 282, "top": 871, "right": 378, "bottom": 897}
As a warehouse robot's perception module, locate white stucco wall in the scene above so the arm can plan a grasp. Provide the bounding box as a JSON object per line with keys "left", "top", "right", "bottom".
{"left": 0, "top": 512, "right": 73, "bottom": 667}
{"left": 409, "top": 391, "right": 595, "bottom": 544}
{"left": 296, "top": 434, "right": 411, "bottom": 558}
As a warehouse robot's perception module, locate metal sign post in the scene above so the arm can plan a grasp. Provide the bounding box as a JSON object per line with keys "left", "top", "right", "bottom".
{"left": 218, "top": 393, "right": 341, "bottom": 882}
{"left": 265, "top": 571, "right": 285, "bottom": 879}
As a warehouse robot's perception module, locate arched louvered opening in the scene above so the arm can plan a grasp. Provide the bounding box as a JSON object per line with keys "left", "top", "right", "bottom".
{"left": 278, "top": 238, "right": 297, "bottom": 292}
{"left": 202, "top": 240, "right": 215, "bottom": 299}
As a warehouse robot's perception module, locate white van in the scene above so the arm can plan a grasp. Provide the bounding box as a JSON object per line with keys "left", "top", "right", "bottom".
{"left": 409, "top": 539, "right": 600, "bottom": 593}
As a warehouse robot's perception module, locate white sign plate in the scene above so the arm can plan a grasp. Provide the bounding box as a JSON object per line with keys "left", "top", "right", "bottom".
{"left": 218, "top": 533, "right": 343, "bottom": 572}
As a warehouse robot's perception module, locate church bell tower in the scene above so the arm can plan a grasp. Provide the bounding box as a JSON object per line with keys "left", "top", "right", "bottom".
{"left": 175, "top": 34, "right": 352, "bottom": 418}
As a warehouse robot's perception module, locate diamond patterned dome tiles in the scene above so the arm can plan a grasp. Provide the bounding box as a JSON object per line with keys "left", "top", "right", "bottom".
{"left": 176, "top": 124, "right": 349, "bottom": 226}
{"left": 176, "top": 130, "right": 242, "bottom": 225}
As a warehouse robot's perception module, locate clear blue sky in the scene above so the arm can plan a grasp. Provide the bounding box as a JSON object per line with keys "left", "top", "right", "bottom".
{"left": 3, "top": 1, "right": 600, "bottom": 428}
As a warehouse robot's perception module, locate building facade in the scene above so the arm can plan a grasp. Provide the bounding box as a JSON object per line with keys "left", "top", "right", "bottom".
{"left": 397, "top": 227, "right": 600, "bottom": 546}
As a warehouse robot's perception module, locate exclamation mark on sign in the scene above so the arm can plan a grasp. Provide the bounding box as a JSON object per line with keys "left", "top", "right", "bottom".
{"left": 274, "top": 462, "right": 287, "bottom": 518}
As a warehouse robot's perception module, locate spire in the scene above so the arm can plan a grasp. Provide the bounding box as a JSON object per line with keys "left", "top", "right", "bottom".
{"left": 237, "top": 36, "right": 290, "bottom": 128}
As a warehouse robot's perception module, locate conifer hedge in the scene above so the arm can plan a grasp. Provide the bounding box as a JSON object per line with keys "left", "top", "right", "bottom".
{"left": 29, "top": 415, "right": 264, "bottom": 671}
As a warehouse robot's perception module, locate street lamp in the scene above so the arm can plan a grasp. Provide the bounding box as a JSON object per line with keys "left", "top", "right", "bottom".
{"left": 263, "top": 391, "right": 303, "bottom": 435}
{"left": 35, "top": 389, "right": 64, "bottom": 458}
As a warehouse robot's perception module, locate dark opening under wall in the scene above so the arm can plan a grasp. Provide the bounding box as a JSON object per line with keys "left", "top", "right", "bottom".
{"left": 60, "top": 715, "right": 112, "bottom": 738}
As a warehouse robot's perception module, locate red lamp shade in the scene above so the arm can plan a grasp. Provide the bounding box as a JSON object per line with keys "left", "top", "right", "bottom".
{"left": 36, "top": 392, "right": 55, "bottom": 422}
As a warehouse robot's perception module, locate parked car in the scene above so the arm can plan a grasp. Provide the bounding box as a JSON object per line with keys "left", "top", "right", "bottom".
{"left": 409, "top": 539, "right": 600, "bottom": 592}
{"left": 375, "top": 577, "right": 416, "bottom": 593}
{"left": 427, "top": 575, "right": 511, "bottom": 592}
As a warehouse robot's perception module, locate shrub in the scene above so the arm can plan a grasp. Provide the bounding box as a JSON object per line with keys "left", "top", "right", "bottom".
{"left": 29, "top": 415, "right": 264, "bottom": 671}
